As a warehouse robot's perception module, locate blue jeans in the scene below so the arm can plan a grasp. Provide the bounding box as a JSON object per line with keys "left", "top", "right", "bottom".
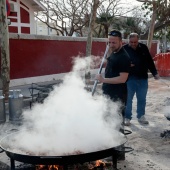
{"left": 125, "top": 76, "right": 148, "bottom": 120}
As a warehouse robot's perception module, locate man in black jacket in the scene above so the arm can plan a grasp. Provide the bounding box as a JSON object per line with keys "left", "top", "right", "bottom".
{"left": 124, "top": 33, "right": 159, "bottom": 126}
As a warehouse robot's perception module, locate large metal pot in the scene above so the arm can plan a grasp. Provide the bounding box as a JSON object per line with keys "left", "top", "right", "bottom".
{"left": 0, "top": 130, "right": 132, "bottom": 170}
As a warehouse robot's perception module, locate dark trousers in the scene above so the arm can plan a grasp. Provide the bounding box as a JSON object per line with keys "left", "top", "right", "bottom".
{"left": 110, "top": 95, "right": 127, "bottom": 160}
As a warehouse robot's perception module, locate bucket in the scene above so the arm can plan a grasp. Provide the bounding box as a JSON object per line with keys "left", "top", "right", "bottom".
{"left": 9, "top": 89, "right": 23, "bottom": 121}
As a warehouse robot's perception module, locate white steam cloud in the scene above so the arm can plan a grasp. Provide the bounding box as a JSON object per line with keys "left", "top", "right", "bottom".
{"left": 163, "top": 106, "right": 170, "bottom": 118}
{"left": 4, "top": 56, "right": 125, "bottom": 156}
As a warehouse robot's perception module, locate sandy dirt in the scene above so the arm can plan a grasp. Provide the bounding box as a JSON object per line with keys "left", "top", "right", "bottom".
{"left": 116, "top": 77, "right": 170, "bottom": 170}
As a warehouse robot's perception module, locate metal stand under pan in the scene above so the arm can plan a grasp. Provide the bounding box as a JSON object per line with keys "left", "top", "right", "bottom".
{"left": 8, "top": 151, "right": 117, "bottom": 170}
{"left": 1, "top": 129, "right": 133, "bottom": 170}
{"left": 7, "top": 145, "right": 133, "bottom": 170}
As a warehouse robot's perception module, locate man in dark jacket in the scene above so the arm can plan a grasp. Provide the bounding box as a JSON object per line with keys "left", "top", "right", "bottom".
{"left": 124, "top": 33, "right": 159, "bottom": 126}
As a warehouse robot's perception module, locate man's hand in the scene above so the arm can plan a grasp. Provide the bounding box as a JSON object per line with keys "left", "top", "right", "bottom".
{"left": 154, "top": 74, "right": 160, "bottom": 80}
{"left": 95, "top": 74, "right": 104, "bottom": 83}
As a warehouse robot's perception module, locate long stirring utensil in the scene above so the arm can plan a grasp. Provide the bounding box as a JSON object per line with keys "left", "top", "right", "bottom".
{"left": 92, "top": 44, "right": 110, "bottom": 96}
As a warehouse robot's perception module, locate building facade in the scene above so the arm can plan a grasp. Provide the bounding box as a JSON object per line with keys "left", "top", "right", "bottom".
{"left": 8, "top": 0, "right": 45, "bottom": 34}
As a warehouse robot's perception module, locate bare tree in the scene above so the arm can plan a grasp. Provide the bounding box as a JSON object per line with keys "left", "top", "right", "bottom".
{"left": 111, "top": 7, "right": 149, "bottom": 39}
{"left": 95, "top": 0, "right": 138, "bottom": 37}
{"left": 137, "top": 0, "right": 170, "bottom": 50}
{"left": 38, "top": 0, "right": 140, "bottom": 38}
{"left": 85, "top": 0, "right": 100, "bottom": 84}
{"left": 37, "top": 0, "right": 91, "bottom": 36}
{"left": 86, "top": 0, "right": 100, "bottom": 57}
{"left": 136, "top": 0, "right": 158, "bottom": 50}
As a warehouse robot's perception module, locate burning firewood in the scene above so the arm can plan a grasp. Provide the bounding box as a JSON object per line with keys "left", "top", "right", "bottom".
{"left": 36, "top": 165, "right": 63, "bottom": 170}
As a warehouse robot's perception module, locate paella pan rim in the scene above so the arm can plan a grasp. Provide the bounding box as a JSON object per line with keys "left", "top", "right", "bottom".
{"left": 0, "top": 130, "right": 127, "bottom": 165}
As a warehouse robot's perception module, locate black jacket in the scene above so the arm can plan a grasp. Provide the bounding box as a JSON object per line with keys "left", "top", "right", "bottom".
{"left": 123, "top": 43, "right": 158, "bottom": 79}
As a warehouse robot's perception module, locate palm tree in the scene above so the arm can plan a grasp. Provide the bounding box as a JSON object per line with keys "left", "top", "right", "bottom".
{"left": 95, "top": 12, "right": 114, "bottom": 37}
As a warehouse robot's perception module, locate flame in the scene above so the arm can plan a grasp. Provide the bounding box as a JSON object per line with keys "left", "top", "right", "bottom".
{"left": 36, "top": 165, "right": 63, "bottom": 170}
{"left": 36, "top": 160, "right": 110, "bottom": 170}
{"left": 88, "top": 160, "right": 107, "bottom": 169}
{"left": 95, "top": 160, "right": 105, "bottom": 167}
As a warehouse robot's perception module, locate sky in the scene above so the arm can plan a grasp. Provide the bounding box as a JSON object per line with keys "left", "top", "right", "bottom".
{"left": 115, "top": 0, "right": 143, "bottom": 18}
{"left": 123, "top": 0, "right": 143, "bottom": 6}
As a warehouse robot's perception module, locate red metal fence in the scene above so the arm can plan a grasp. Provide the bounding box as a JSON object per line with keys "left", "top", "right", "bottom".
{"left": 154, "top": 53, "right": 170, "bottom": 77}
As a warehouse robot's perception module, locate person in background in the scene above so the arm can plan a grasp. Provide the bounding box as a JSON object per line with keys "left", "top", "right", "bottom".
{"left": 124, "top": 33, "right": 160, "bottom": 126}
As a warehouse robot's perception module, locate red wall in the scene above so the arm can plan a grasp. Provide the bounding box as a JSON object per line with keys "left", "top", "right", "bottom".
{"left": 8, "top": 39, "right": 106, "bottom": 79}
{"left": 0, "top": 37, "right": 158, "bottom": 80}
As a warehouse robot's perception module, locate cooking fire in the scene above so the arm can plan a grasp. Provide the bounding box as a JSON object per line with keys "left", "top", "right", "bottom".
{"left": 35, "top": 160, "right": 111, "bottom": 170}
{"left": 36, "top": 165, "right": 61, "bottom": 170}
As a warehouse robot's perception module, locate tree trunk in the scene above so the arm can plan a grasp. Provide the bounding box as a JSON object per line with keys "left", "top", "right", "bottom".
{"left": 85, "top": 0, "right": 99, "bottom": 81}
{"left": 0, "top": 0, "right": 10, "bottom": 100}
{"left": 86, "top": 0, "right": 99, "bottom": 57}
{"left": 147, "top": 1, "right": 157, "bottom": 50}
